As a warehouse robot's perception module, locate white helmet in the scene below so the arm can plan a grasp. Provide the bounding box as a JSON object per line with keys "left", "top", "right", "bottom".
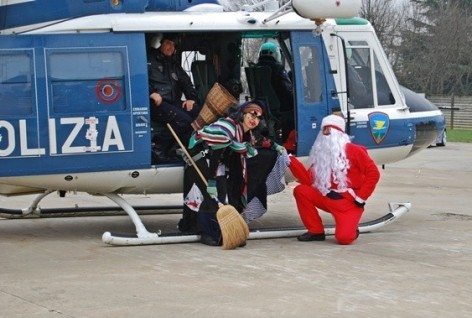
{"left": 149, "top": 33, "right": 163, "bottom": 49}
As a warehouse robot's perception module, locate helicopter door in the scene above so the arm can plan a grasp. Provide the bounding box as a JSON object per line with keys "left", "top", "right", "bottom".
{"left": 291, "top": 31, "right": 332, "bottom": 156}
{"left": 0, "top": 33, "right": 150, "bottom": 177}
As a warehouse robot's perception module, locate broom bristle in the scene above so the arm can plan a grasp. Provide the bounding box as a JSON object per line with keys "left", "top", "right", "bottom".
{"left": 216, "top": 205, "right": 249, "bottom": 250}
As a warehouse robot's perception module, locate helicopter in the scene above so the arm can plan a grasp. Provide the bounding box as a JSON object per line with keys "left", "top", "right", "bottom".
{"left": 0, "top": 0, "right": 442, "bottom": 245}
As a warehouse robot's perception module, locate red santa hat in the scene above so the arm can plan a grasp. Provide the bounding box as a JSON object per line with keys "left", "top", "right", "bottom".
{"left": 321, "top": 114, "right": 346, "bottom": 133}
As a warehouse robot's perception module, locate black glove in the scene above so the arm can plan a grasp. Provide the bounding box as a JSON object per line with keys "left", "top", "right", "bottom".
{"left": 354, "top": 199, "right": 366, "bottom": 208}
{"left": 326, "top": 191, "right": 343, "bottom": 200}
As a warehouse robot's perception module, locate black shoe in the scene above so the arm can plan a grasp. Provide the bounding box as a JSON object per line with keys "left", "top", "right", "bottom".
{"left": 200, "top": 234, "right": 219, "bottom": 246}
{"left": 297, "top": 232, "right": 326, "bottom": 242}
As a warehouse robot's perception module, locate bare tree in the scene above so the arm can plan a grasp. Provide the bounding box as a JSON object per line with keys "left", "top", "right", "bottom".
{"left": 360, "top": 0, "right": 409, "bottom": 68}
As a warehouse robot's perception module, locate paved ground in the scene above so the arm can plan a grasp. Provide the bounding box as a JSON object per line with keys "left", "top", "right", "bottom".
{"left": 1, "top": 143, "right": 471, "bottom": 317}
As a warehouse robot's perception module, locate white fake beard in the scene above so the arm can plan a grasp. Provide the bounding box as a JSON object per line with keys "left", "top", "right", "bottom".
{"left": 309, "top": 129, "right": 351, "bottom": 195}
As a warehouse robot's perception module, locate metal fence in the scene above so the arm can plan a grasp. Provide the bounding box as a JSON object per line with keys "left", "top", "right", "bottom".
{"left": 429, "top": 95, "right": 472, "bottom": 130}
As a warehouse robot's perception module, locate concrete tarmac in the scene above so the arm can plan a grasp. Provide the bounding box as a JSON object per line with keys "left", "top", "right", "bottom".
{"left": 1, "top": 143, "right": 471, "bottom": 317}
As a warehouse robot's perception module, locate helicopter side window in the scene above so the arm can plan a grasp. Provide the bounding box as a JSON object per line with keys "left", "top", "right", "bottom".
{"left": 373, "top": 54, "right": 395, "bottom": 106}
{"left": 346, "top": 44, "right": 373, "bottom": 108}
{"left": 299, "top": 46, "right": 322, "bottom": 103}
{"left": 346, "top": 41, "right": 395, "bottom": 108}
{"left": 0, "top": 51, "right": 34, "bottom": 116}
{"left": 48, "top": 50, "right": 127, "bottom": 114}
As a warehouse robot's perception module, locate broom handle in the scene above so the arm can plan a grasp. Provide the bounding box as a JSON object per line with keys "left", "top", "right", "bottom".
{"left": 166, "top": 123, "right": 208, "bottom": 187}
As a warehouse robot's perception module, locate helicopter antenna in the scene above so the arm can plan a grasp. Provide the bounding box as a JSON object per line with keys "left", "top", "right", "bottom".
{"left": 261, "top": 0, "right": 293, "bottom": 24}
{"left": 237, "top": 0, "right": 294, "bottom": 24}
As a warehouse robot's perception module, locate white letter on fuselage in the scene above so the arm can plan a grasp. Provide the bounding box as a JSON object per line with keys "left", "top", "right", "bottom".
{"left": 0, "top": 120, "right": 15, "bottom": 157}
{"left": 61, "top": 117, "right": 85, "bottom": 154}
{"left": 48, "top": 118, "right": 57, "bottom": 155}
{"left": 19, "top": 120, "right": 46, "bottom": 156}
{"left": 102, "top": 116, "right": 124, "bottom": 151}
{"left": 85, "top": 117, "right": 101, "bottom": 152}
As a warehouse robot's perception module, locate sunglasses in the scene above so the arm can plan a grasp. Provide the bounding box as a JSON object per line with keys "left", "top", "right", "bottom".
{"left": 247, "top": 111, "right": 263, "bottom": 120}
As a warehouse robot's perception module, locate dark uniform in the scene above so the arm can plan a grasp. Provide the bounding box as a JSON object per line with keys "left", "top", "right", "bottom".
{"left": 148, "top": 48, "right": 199, "bottom": 158}
{"left": 256, "top": 54, "right": 294, "bottom": 141}
{"left": 256, "top": 55, "right": 294, "bottom": 113}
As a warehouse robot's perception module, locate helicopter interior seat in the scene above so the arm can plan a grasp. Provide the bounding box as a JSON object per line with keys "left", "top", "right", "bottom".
{"left": 245, "top": 65, "right": 282, "bottom": 142}
{"left": 191, "top": 59, "right": 217, "bottom": 105}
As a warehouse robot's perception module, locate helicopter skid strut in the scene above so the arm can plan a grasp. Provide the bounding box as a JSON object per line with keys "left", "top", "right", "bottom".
{"left": 101, "top": 195, "right": 411, "bottom": 246}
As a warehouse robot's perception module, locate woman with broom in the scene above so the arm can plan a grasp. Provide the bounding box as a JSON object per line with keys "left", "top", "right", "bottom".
{"left": 179, "top": 100, "right": 286, "bottom": 246}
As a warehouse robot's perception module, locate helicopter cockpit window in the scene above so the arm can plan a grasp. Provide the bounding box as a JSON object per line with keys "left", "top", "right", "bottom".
{"left": 373, "top": 53, "right": 395, "bottom": 105}
{"left": 346, "top": 41, "right": 373, "bottom": 108}
{"left": 346, "top": 40, "right": 395, "bottom": 108}
{"left": 47, "top": 50, "right": 127, "bottom": 114}
{"left": 299, "top": 46, "right": 322, "bottom": 103}
{"left": 0, "top": 51, "right": 33, "bottom": 116}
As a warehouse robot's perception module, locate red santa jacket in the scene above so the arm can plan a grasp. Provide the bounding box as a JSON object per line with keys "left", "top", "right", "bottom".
{"left": 289, "top": 143, "right": 380, "bottom": 201}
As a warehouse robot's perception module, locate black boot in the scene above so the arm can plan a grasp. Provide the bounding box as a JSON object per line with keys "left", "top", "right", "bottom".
{"left": 178, "top": 210, "right": 198, "bottom": 235}
{"left": 297, "top": 232, "right": 326, "bottom": 242}
{"left": 200, "top": 234, "right": 220, "bottom": 246}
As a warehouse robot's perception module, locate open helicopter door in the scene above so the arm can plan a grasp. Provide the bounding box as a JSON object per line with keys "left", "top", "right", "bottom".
{"left": 290, "top": 31, "right": 340, "bottom": 156}
{"left": 0, "top": 33, "right": 151, "bottom": 177}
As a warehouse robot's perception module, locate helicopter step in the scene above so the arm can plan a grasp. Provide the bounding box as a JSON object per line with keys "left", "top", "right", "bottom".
{"left": 102, "top": 202, "right": 411, "bottom": 246}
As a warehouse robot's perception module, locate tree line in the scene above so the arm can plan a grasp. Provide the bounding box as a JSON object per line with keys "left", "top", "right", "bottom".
{"left": 361, "top": 0, "right": 472, "bottom": 96}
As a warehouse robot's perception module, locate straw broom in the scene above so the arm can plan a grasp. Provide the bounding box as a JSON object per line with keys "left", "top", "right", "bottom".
{"left": 166, "top": 124, "right": 249, "bottom": 249}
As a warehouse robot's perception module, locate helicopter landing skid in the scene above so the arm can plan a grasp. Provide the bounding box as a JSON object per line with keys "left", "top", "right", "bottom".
{"left": 0, "top": 191, "right": 183, "bottom": 218}
{"left": 102, "top": 202, "right": 411, "bottom": 246}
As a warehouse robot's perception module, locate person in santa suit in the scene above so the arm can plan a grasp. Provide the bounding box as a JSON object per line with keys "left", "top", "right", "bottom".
{"left": 289, "top": 114, "right": 380, "bottom": 245}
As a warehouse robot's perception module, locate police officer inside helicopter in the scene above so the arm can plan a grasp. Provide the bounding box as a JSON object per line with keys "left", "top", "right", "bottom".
{"left": 148, "top": 33, "right": 200, "bottom": 163}
{"left": 255, "top": 41, "right": 294, "bottom": 142}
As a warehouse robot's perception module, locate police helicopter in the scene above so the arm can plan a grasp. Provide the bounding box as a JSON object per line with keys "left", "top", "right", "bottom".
{"left": 0, "top": 0, "right": 444, "bottom": 245}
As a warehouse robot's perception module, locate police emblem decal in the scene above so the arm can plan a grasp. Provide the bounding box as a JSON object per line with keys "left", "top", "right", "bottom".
{"left": 368, "top": 112, "right": 390, "bottom": 144}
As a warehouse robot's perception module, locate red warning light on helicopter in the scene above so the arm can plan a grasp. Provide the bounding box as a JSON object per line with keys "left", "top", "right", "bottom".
{"left": 95, "top": 79, "right": 122, "bottom": 104}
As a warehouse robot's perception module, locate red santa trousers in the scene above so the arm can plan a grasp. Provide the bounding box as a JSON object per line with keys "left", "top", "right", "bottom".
{"left": 293, "top": 184, "right": 364, "bottom": 245}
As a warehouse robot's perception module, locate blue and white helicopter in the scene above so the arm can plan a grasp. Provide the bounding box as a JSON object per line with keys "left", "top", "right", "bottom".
{"left": 0, "top": 0, "right": 444, "bottom": 245}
